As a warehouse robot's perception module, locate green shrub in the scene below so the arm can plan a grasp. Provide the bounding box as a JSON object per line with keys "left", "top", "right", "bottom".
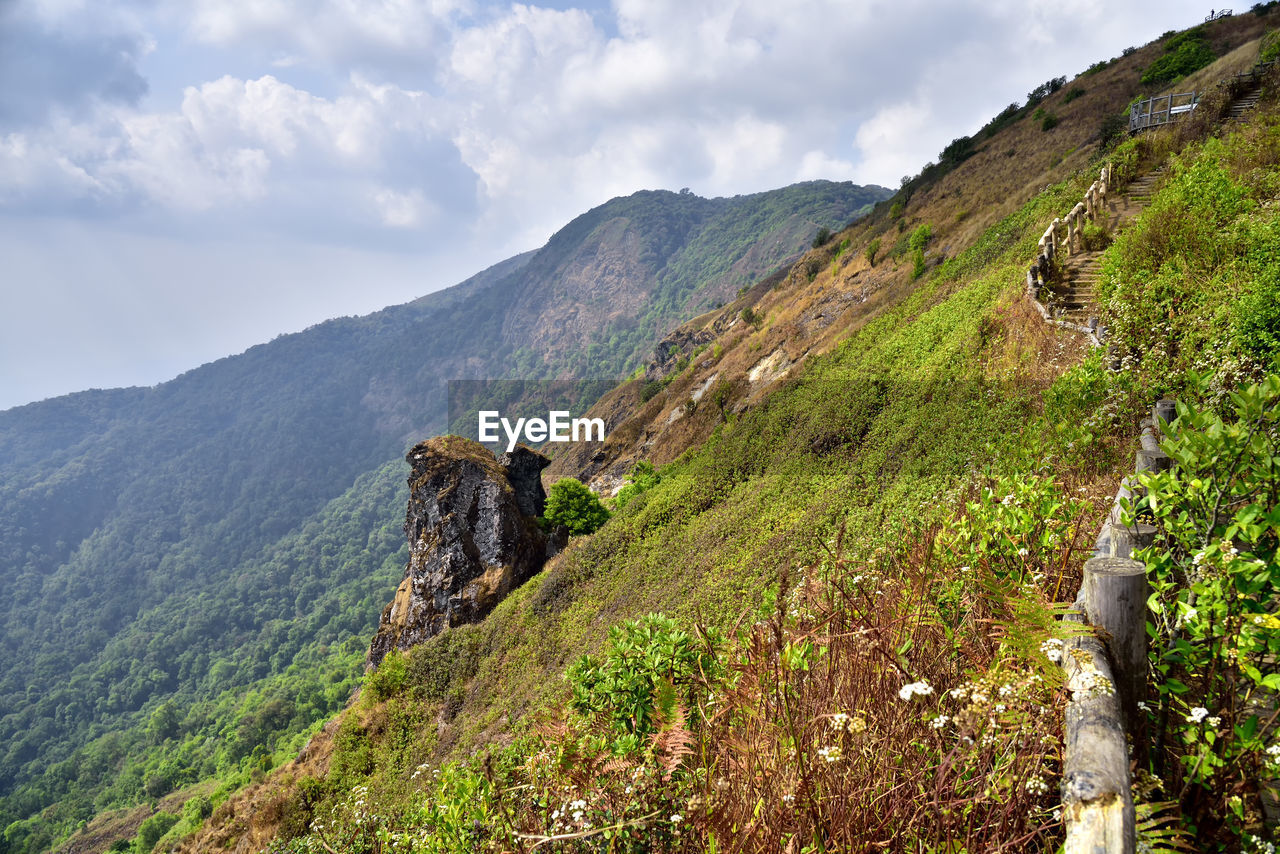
{"left": 543, "top": 478, "right": 609, "bottom": 536}
{"left": 804, "top": 255, "right": 823, "bottom": 280}
{"left": 133, "top": 812, "right": 179, "bottom": 854}
{"left": 639, "top": 379, "right": 663, "bottom": 402}
{"left": 1233, "top": 239, "right": 1280, "bottom": 366}
{"left": 1062, "top": 87, "right": 1086, "bottom": 103}
{"left": 1040, "top": 112, "right": 1059, "bottom": 131}
{"left": 1098, "top": 113, "right": 1128, "bottom": 149}
{"left": 1080, "top": 219, "right": 1110, "bottom": 251}
{"left": 1142, "top": 27, "right": 1216, "bottom": 84}
{"left": 865, "top": 236, "right": 882, "bottom": 266}
{"left": 614, "top": 461, "right": 661, "bottom": 511}
{"left": 1026, "top": 76, "right": 1066, "bottom": 106}
{"left": 911, "top": 248, "right": 926, "bottom": 280}
{"left": 908, "top": 222, "right": 932, "bottom": 252}
{"left": 566, "top": 613, "right": 722, "bottom": 742}
{"left": 1261, "top": 28, "right": 1280, "bottom": 63}
{"left": 889, "top": 199, "right": 904, "bottom": 219}
{"left": 365, "top": 650, "right": 407, "bottom": 700}
{"left": 811, "top": 226, "right": 832, "bottom": 248}
{"left": 182, "top": 795, "right": 212, "bottom": 824}
{"left": 1135, "top": 375, "right": 1280, "bottom": 848}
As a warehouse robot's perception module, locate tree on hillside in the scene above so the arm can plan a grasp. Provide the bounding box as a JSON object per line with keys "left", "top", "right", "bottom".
{"left": 543, "top": 478, "right": 610, "bottom": 536}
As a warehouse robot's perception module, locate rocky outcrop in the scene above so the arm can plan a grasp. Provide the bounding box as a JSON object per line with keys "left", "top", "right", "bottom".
{"left": 367, "top": 436, "right": 550, "bottom": 669}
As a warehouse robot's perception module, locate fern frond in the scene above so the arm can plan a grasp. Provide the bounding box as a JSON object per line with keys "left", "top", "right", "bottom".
{"left": 1135, "top": 800, "right": 1193, "bottom": 853}
{"left": 648, "top": 702, "right": 694, "bottom": 779}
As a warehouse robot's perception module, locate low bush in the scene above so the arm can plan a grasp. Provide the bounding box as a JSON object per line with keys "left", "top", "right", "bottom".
{"left": 614, "top": 461, "right": 661, "bottom": 511}
{"left": 543, "top": 478, "right": 610, "bottom": 536}
{"left": 1133, "top": 374, "right": 1280, "bottom": 849}
{"left": 1142, "top": 27, "right": 1217, "bottom": 85}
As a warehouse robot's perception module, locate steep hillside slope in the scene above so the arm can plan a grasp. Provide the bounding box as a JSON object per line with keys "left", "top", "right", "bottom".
{"left": 161, "top": 13, "right": 1280, "bottom": 854}
{"left": 0, "top": 181, "right": 887, "bottom": 852}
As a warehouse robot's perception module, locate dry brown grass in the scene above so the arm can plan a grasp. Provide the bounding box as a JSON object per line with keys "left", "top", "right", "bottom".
{"left": 701, "top": 528, "right": 1067, "bottom": 853}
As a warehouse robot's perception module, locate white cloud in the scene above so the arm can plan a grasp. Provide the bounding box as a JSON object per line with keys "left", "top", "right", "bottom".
{"left": 797, "top": 150, "right": 854, "bottom": 183}
{"left": 372, "top": 187, "right": 428, "bottom": 227}
{"left": 185, "top": 0, "right": 471, "bottom": 65}
{"left": 0, "top": 0, "right": 1219, "bottom": 407}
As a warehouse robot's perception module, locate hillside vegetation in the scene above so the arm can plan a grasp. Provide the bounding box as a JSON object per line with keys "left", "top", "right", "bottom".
{"left": 0, "top": 181, "right": 887, "bottom": 854}
{"left": 159, "top": 13, "right": 1280, "bottom": 854}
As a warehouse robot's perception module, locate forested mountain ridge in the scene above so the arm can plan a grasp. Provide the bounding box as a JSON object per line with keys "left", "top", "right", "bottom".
{"left": 0, "top": 179, "right": 887, "bottom": 851}
{"left": 157, "top": 11, "right": 1280, "bottom": 853}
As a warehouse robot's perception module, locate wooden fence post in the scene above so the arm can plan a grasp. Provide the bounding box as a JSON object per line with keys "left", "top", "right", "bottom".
{"left": 1135, "top": 448, "right": 1171, "bottom": 474}
{"left": 1109, "top": 521, "right": 1156, "bottom": 559}
{"left": 1062, "top": 624, "right": 1136, "bottom": 854}
{"left": 1084, "top": 556, "right": 1149, "bottom": 735}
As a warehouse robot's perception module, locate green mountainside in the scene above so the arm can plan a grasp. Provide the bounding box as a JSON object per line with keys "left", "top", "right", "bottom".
{"left": 152, "top": 13, "right": 1278, "bottom": 854}
{"left": 7, "top": 9, "right": 1280, "bottom": 852}
{"left": 0, "top": 181, "right": 887, "bottom": 851}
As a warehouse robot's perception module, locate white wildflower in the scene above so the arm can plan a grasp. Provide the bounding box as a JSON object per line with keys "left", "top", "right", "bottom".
{"left": 817, "top": 745, "right": 843, "bottom": 763}
{"left": 899, "top": 680, "right": 933, "bottom": 700}
{"left": 1186, "top": 707, "right": 1209, "bottom": 724}
{"left": 1040, "top": 638, "right": 1065, "bottom": 664}
{"left": 931, "top": 715, "right": 950, "bottom": 730}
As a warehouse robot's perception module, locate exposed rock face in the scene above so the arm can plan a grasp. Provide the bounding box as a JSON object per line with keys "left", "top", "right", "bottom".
{"left": 367, "top": 436, "right": 549, "bottom": 669}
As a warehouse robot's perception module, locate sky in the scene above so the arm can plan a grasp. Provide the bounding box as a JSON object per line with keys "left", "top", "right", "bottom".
{"left": 0, "top": 0, "right": 1213, "bottom": 411}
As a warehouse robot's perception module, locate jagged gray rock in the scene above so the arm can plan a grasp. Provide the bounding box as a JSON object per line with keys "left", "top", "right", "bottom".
{"left": 367, "top": 435, "right": 549, "bottom": 668}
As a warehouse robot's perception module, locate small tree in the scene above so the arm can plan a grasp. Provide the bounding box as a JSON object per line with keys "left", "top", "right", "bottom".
{"left": 543, "top": 478, "right": 610, "bottom": 536}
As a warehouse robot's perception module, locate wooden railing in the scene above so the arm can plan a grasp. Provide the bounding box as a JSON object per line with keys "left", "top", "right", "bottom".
{"left": 1025, "top": 165, "right": 1112, "bottom": 345}
{"left": 1060, "top": 400, "right": 1175, "bottom": 854}
{"left": 1130, "top": 92, "right": 1198, "bottom": 132}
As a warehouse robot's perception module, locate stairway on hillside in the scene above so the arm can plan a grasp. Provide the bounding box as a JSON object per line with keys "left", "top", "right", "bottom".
{"left": 1227, "top": 84, "right": 1264, "bottom": 121}
{"left": 1123, "top": 169, "right": 1164, "bottom": 208}
{"left": 1042, "top": 81, "right": 1265, "bottom": 334}
{"left": 1045, "top": 168, "right": 1164, "bottom": 328}
{"left": 1051, "top": 253, "right": 1102, "bottom": 327}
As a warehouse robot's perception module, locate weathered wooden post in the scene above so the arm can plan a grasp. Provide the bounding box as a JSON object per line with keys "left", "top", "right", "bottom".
{"left": 1084, "top": 556, "right": 1148, "bottom": 736}
{"left": 1062, "top": 616, "right": 1136, "bottom": 854}
{"left": 1135, "top": 448, "right": 1171, "bottom": 474}
{"left": 1154, "top": 399, "right": 1177, "bottom": 428}
{"left": 1109, "top": 521, "right": 1157, "bottom": 559}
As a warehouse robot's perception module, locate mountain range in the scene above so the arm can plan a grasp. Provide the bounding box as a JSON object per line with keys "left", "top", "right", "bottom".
{"left": 0, "top": 179, "right": 888, "bottom": 850}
